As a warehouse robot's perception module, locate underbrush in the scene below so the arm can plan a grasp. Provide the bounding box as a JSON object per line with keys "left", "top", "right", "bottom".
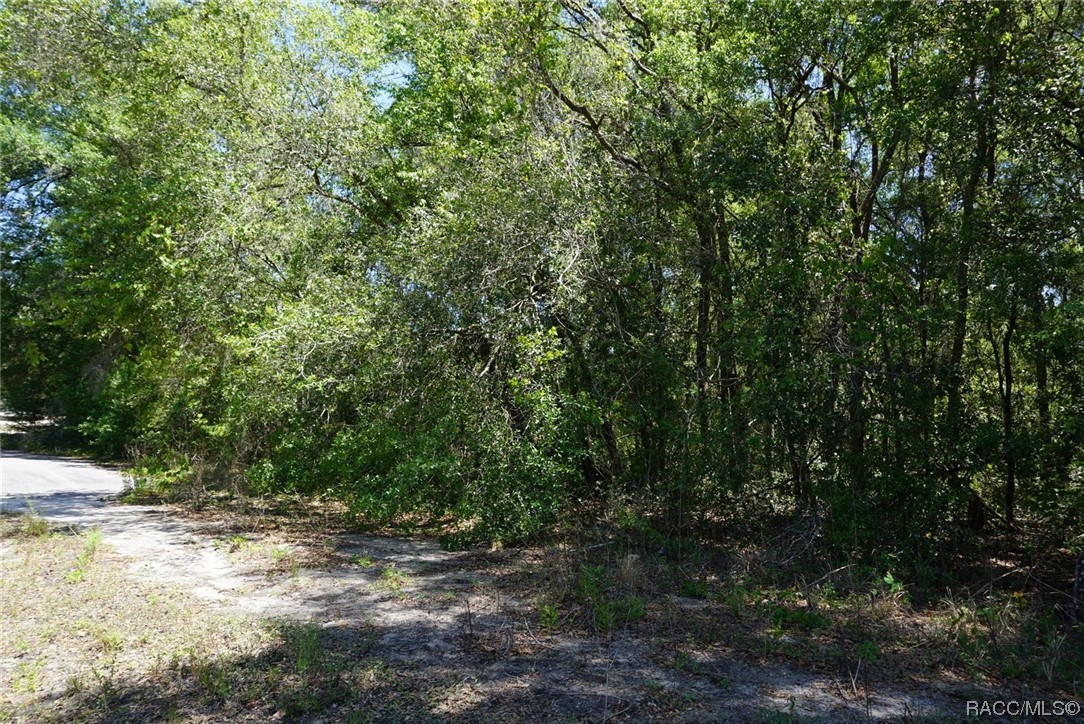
{"left": 521, "top": 511, "right": 1084, "bottom": 698}
{"left": 110, "top": 463, "right": 1084, "bottom": 699}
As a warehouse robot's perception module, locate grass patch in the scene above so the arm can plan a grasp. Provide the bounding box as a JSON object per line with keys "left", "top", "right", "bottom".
{"left": 518, "top": 522, "right": 1083, "bottom": 698}
{"left": 371, "top": 565, "right": 411, "bottom": 600}
{"left": 0, "top": 523, "right": 412, "bottom": 722}
{"left": 65, "top": 528, "right": 102, "bottom": 584}
{"left": 0, "top": 506, "right": 51, "bottom": 538}
{"left": 210, "top": 535, "right": 306, "bottom": 579}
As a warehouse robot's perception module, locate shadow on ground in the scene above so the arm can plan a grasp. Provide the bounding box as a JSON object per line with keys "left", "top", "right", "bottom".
{"left": 46, "top": 614, "right": 959, "bottom": 723}
{"left": 17, "top": 530, "right": 975, "bottom": 723}
{"left": 1, "top": 453, "right": 991, "bottom": 721}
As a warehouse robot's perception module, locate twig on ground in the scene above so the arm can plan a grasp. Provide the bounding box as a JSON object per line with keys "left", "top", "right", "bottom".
{"left": 807, "top": 564, "right": 854, "bottom": 589}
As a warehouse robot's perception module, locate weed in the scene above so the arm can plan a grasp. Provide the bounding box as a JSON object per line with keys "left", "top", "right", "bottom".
{"left": 22, "top": 513, "right": 49, "bottom": 538}
{"left": 615, "top": 553, "right": 645, "bottom": 590}
{"left": 65, "top": 527, "right": 102, "bottom": 583}
{"left": 769, "top": 604, "right": 828, "bottom": 632}
{"left": 596, "top": 600, "right": 617, "bottom": 631}
{"left": 350, "top": 554, "right": 373, "bottom": 567}
{"left": 372, "top": 566, "right": 410, "bottom": 599}
{"left": 622, "top": 595, "right": 646, "bottom": 622}
{"left": 95, "top": 626, "right": 124, "bottom": 654}
{"left": 381, "top": 566, "right": 404, "bottom": 587}
{"left": 593, "top": 594, "right": 645, "bottom": 635}
{"left": 857, "top": 640, "right": 879, "bottom": 664}
{"left": 678, "top": 577, "right": 710, "bottom": 599}
{"left": 271, "top": 546, "right": 301, "bottom": 578}
{"left": 674, "top": 650, "right": 705, "bottom": 675}
{"left": 421, "top": 590, "right": 456, "bottom": 604}
{"left": 12, "top": 658, "right": 43, "bottom": 693}
{"left": 65, "top": 674, "right": 85, "bottom": 695}
{"left": 538, "top": 601, "right": 560, "bottom": 632}
{"left": 83, "top": 527, "right": 101, "bottom": 553}
{"left": 285, "top": 622, "right": 325, "bottom": 675}
{"left": 722, "top": 583, "right": 751, "bottom": 614}
{"left": 1041, "top": 633, "right": 1066, "bottom": 683}
{"left": 194, "top": 659, "right": 230, "bottom": 700}
{"left": 88, "top": 653, "right": 120, "bottom": 706}
{"left": 881, "top": 571, "right": 907, "bottom": 602}
{"left": 577, "top": 564, "right": 607, "bottom": 602}
{"left": 213, "top": 535, "right": 252, "bottom": 554}
{"left": 1, "top": 505, "right": 50, "bottom": 538}
{"left": 764, "top": 699, "right": 801, "bottom": 723}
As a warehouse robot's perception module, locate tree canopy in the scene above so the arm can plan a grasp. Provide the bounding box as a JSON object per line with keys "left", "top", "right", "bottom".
{"left": 3, "top": 0, "right": 1082, "bottom": 566}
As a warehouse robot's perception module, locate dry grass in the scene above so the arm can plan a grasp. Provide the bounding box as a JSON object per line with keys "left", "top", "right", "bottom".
{"left": 141, "top": 494, "right": 1084, "bottom": 699}
{"left": 509, "top": 537, "right": 1084, "bottom": 702}
{"left": 0, "top": 515, "right": 418, "bottom": 723}
{"left": 6, "top": 494, "right": 1079, "bottom": 722}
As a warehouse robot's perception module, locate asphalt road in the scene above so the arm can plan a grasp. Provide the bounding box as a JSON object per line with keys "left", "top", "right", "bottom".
{"left": 0, "top": 449, "right": 127, "bottom": 518}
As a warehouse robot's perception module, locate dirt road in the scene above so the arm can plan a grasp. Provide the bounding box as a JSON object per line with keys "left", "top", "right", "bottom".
{"left": 1, "top": 451, "right": 973, "bottom": 721}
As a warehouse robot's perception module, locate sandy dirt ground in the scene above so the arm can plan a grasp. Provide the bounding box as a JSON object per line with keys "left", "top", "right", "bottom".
{"left": 1, "top": 450, "right": 982, "bottom": 721}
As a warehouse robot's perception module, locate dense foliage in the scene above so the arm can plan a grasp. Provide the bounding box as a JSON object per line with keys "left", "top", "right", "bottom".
{"left": 3, "top": 0, "right": 1082, "bottom": 563}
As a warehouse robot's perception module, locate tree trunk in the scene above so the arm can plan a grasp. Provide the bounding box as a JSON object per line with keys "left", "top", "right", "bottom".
{"left": 1033, "top": 290, "right": 1051, "bottom": 492}
{"left": 946, "top": 92, "right": 989, "bottom": 497}
{"left": 694, "top": 214, "right": 715, "bottom": 440}
{"left": 1003, "top": 288, "right": 1017, "bottom": 523}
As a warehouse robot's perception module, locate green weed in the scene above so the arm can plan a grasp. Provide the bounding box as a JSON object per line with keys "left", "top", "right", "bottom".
{"left": 538, "top": 601, "right": 560, "bottom": 632}
{"left": 577, "top": 564, "right": 606, "bottom": 602}
{"left": 12, "top": 658, "right": 43, "bottom": 693}
{"left": 285, "top": 622, "right": 325, "bottom": 675}
{"left": 65, "top": 528, "right": 102, "bottom": 583}
{"left": 372, "top": 566, "right": 410, "bottom": 599}
{"left": 678, "top": 577, "right": 710, "bottom": 599}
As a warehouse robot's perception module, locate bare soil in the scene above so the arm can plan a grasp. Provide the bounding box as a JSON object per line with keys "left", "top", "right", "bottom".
{"left": 0, "top": 491, "right": 1000, "bottom": 722}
